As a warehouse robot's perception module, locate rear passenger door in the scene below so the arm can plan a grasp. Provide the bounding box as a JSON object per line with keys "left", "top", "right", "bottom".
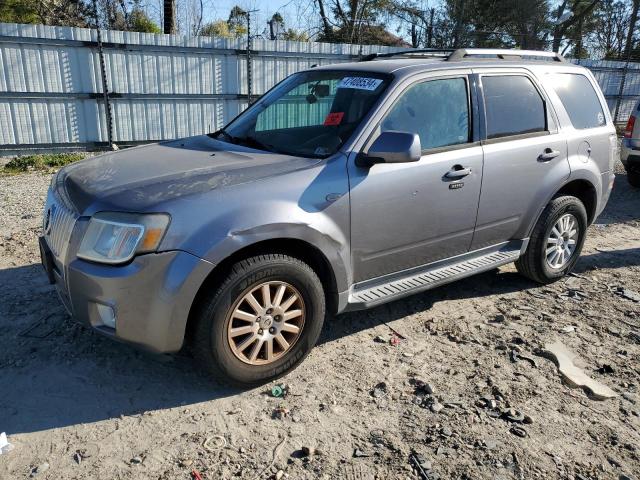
{"left": 470, "top": 70, "right": 570, "bottom": 251}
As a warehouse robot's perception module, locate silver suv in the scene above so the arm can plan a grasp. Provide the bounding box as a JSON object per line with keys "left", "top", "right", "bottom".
{"left": 622, "top": 99, "right": 640, "bottom": 187}
{"left": 40, "top": 49, "right": 617, "bottom": 384}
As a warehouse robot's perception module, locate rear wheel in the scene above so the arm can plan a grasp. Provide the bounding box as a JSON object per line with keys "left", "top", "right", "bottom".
{"left": 193, "top": 254, "right": 325, "bottom": 385}
{"left": 516, "top": 195, "right": 587, "bottom": 284}
{"left": 627, "top": 168, "right": 640, "bottom": 188}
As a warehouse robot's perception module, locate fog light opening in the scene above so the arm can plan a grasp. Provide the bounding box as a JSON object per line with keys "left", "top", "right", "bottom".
{"left": 96, "top": 303, "right": 116, "bottom": 329}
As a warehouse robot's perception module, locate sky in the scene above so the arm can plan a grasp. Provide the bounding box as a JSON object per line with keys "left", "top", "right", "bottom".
{"left": 185, "top": 0, "right": 418, "bottom": 41}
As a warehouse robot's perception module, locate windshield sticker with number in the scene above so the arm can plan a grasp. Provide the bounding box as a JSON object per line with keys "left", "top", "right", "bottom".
{"left": 337, "top": 77, "right": 383, "bottom": 91}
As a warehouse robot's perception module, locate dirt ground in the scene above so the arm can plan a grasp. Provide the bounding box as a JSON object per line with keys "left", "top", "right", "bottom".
{"left": 0, "top": 165, "right": 638, "bottom": 480}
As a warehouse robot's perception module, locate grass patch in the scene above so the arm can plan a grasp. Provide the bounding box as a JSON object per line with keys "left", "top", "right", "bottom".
{"left": 3, "top": 153, "right": 85, "bottom": 173}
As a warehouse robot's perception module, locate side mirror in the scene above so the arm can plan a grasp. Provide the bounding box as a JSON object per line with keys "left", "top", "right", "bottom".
{"left": 357, "top": 131, "right": 421, "bottom": 167}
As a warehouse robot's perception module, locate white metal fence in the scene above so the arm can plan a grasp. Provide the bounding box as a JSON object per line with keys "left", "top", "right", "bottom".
{"left": 0, "top": 22, "right": 638, "bottom": 155}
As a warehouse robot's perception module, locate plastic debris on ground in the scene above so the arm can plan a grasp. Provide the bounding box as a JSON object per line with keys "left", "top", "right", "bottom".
{"left": 0, "top": 432, "right": 13, "bottom": 455}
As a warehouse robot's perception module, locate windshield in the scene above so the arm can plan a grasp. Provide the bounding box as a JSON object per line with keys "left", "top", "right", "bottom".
{"left": 214, "top": 70, "right": 391, "bottom": 158}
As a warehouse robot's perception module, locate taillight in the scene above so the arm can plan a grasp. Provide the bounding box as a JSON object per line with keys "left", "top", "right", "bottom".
{"left": 625, "top": 115, "right": 636, "bottom": 138}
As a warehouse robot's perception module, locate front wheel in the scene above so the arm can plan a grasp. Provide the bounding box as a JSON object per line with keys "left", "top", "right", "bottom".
{"left": 628, "top": 169, "right": 640, "bottom": 188}
{"left": 516, "top": 195, "right": 588, "bottom": 284}
{"left": 192, "top": 254, "right": 325, "bottom": 385}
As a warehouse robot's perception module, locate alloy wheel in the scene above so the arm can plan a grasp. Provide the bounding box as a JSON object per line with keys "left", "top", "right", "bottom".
{"left": 226, "top": 281, "right": 305, "bottom": 365}
{"left": 545, "top": 213, "right": 579, "bottom": 269}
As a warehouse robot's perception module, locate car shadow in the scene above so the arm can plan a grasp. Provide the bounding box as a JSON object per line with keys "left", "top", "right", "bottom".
{"left": 0, "top": 264, "right": 242, "bottom": 435}
{"left": 594, "top": 171, "right": 639, "bottom": 225}
{"left": 1, "top": 243, "right": 638, "bottom": 435}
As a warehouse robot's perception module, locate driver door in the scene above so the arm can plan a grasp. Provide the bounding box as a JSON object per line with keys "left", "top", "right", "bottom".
{"left": 348, "top": 74, "right": 484, "bottom": 283}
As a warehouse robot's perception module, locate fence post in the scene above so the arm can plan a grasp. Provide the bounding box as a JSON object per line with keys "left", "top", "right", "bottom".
{"left": 613, "top": 60, "right": 630, "bottom": 125}
{"left": 95, "top": 27, "right": 115, "bottom": 150}
{"left": 92, "top": 1, "right": 115, "bottom": 150}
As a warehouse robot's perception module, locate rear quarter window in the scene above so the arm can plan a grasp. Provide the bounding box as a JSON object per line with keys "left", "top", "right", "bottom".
{"left": 546, "top": 73, "right": 606, "bottom": 129}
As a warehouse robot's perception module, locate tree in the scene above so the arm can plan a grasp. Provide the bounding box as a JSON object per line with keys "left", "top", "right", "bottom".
{"left": 199, "top": 20, "right": 232, "bottom": 37}
{"left": 625, "top": 0, "right": 640, "bottom": 59}
{"left": 551, "top": 0, "right": 601, "bottom": 53}
{"left": 268, "top": 12, "right": 285, "bottom": 39}
{"left": 0, "top": 0, "right": 92, "bottom": 27}
{"left": 282, "top": 28, "right": 309, "bottom": 41}
{"left": 129, "top": 7, "right": 161, "bottom": 33}
{"left": 227, "top": 5, "right": 247, "bottom": 37}
{"left": 591, "top": 0, "right": 628, "bottom": 58}
{"left": 0, "top": 0, "right": 40, "bottom": 24}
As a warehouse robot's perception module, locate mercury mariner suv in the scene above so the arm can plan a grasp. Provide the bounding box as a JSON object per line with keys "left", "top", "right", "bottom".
{"left": 40, "top": 49, "right": 617, "bottom": 384}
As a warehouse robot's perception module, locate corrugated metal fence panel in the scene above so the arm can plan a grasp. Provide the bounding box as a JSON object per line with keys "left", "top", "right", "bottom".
{"left": 574, "top": 58, "right": 640, "bottom": 122}
{"left": 0, "top": 21, "right": 637, "bottom": 151}
{"left": 0, "top": 23, "right": 403, "bottom": 147}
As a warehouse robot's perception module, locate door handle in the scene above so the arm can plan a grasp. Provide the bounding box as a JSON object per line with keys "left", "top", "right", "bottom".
{"left": 445, "top": 165, "right": 471, "bottom": 179}
{"left": 538, "top": 148, "right": 560, "bottom": 162}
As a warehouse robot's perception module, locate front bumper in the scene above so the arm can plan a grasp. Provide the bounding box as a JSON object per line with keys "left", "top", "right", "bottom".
{"left": 621, "top": 138, "right": 640, "bottom": 170}
{"left": 42, "top": 239, "right": 214, "bottom": 353}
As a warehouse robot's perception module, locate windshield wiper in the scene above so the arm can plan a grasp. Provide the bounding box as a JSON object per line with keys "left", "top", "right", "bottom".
{"left": 209, "top": 128, "right": 237, "bottom": 144}
{"left": 236, "top": 135, "right": 279, "bottom": 153}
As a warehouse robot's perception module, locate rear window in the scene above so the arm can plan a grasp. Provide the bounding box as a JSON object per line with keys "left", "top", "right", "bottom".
{"left": 482, "top": 75, "right": 546, "bottom": 139}
{"left": 547, "top": 73, "right": 606, "bottom": 129}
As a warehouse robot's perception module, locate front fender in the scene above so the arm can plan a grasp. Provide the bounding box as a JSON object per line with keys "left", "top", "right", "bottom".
{"left": 159, "top": 155, "right": 352, "bottom": 294}
{"left": 202, "top": 220, "right": 350, "bottom": 294}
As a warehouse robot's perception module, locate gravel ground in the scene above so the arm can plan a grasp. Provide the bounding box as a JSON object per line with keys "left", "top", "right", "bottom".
{"left": 0, "top": 165, "right": 639, "bottom": 480}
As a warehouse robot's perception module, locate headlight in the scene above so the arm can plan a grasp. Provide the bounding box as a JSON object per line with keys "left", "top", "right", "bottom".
{"left": 77, "top": 212, "right": 170, "bottom": 264}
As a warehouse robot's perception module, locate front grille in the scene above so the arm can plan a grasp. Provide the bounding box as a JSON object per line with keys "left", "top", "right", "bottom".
{"left": 43, "top": 191, "right": 78, "bottom": 258}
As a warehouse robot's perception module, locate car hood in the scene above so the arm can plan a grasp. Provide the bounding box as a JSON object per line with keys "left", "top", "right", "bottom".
{"left": 57, "top": 135, "right": 320, "bottom": 213}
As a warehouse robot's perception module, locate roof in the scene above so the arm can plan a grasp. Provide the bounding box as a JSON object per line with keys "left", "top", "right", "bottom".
{"left": 311, "top": 48, "right": 586, "bottom": 78}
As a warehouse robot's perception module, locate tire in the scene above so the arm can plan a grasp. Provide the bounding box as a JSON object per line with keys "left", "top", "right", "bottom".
{"left": 628, "top": 169, "right": 640, "bottom": 188}
{"left": 193, "top": 254, "right": 325, "bottom": 385}
{"left": 515, "top": 195, "right": 588, "bottom": 284}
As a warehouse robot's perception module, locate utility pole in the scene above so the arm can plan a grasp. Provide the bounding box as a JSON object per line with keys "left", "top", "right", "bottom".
{"left": 246, "top": 9, "right": 259, "bottom": 104}
{"left": 164, "top": 0, "right": 176, "bottom": 34}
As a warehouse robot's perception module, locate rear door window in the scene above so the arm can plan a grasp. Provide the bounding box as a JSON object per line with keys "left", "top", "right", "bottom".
{"left": 481, "top": 75, "right": 546, "bottom": 139}
{"left": 380, "top": 77, "right": 470, "bottom": 150}
{"left": 546, "top": 73, "right": 606, "bottom": 129}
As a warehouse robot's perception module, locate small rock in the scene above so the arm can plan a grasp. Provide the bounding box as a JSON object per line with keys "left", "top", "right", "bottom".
{"left": 371, "top": 382, "right": 388, "bottom": 398}
{"left": 483, "top": 438, "right": 498, "bottom": 450}
{"left": 275, "top": 470, "right": 285, "bottom": 480}
{"left": 598, "top": 364, "right": 615, "bottom": 375}
{"left": 614, "top": 287, "right": 640, "bottom": 302}
{"left": 503, "top": 408, "right": 525, "bottom": 423}
{"left": 130, "top": 456, "right": 143, "bottom": 465}
{"left": 353, "top": 448, "right": 370, "bottom": 458}
{"left": 510, "top": 426, "right": 527, "bottom": 438}
{"left": 411, "top": 379, "right": 433, "bottom": 395}
{"left": 431, "top": 401, "right": 444, "bottom": 413}
{"left": 178, "top": 459, "right": 193, "bottom": 467}
{"left": 301, "top": 446, "right": 323, "bottom": 457}
{"left": 491, "top": 314, "right": 506, "bottom": 323}
{"left": 30, "top": 462, "right": 49, "bottom": 477}
{"left": 441, "top": 427, "right": 452, "bottom": 437}
{"left": 373, "top": 335, "right": 387, "bottom": 343}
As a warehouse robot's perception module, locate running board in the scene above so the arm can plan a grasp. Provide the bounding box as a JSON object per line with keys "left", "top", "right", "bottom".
{"left": 348, "top": 248, "right": 521, "bottom": 310}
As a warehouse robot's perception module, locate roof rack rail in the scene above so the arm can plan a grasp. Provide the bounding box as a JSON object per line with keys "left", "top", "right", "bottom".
{"left": 447, "top": 48, "right": 566, "bottom": 62}
{"left": 359, "top": 48, "right": 455, "bottom": 62}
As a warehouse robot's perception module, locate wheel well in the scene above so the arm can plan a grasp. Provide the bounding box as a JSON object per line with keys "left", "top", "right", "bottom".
{"left": 184, "top": 238, "right": 338, "bottom": 345}
{"left": 556, "top": 180, "right": 598, "bottom": 224}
